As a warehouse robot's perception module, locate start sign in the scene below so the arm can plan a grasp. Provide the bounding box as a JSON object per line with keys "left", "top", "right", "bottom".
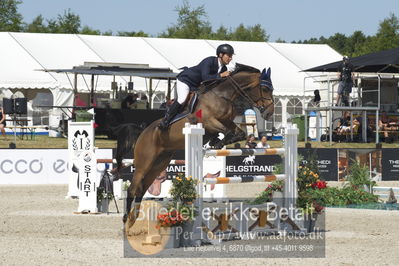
{"left": 68, "top": 121, "right": 97, "bottom": 213}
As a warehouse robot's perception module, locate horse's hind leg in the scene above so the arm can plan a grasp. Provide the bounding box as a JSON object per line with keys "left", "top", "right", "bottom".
{"left": 124, "top": 176, "right": 144, "bottom": 227}
{"left": 124, "top": 163, "right": 151, "bottom": 228}
{"left": 123, "top": 156, "right": 154, "bottom": 225}
{"left": 124, "top": 152, "right": 174, "bottom": 228}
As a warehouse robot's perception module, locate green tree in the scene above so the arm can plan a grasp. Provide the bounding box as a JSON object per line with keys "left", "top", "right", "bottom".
{"left": 159, "top": 0, "right": 212, "bottom": 39}
{"left": 25, "top": 15, "right": 48, "bottom": 33}
{"left": 159, "top": 0, "right": 269, "bottom": 41}
{"left": 56, "top": 9, "right": 81, "bottom": 33}
{"left": 101, "top": 30, "right": 113, "bottom": 36}
{"left": 326, "top": 33, "right": 349, "bottom": 54}
{"left": 374, "top": 13, "right": 399, "bottom": 51}
{"left": 318, "top": 36, "right": 328, "bottom": 43}
{"left": 230, "top": 24, "right": 257, "bottom": 41}
{"left": 292, "top": 13, "right": 399, "bottom": 56}
{"left": 298, "top": 37, "right": 320, "bottom": 44}
{"left": 0, "top": 0, "right": 23, "bottom": 32}
{"left": 80, "top": 25, "right": 101, "bottom": 35}
{"left": 347, "top": 31, "right": 367, "bottom": 57}
{"left": 46, "top": 18, "right": 59, "bottom": 33}
{"left": 356, "top": 35, "right": 378, "bottom": 55}
{"left": 230, "top": 23, "right": 269, "bottom": 42}
{"left": 46, "top": 9, "right": 81, "bottom": 33}
{"left": 210, "top": 25, "right": 230, "bottom": 40}
{"left": 117, "top": 30, "right": 149, "bottom": 37}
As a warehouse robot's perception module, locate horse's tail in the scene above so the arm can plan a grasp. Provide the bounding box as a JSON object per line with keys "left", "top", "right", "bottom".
{"left": 112, "top": 123, "right": 144, "bottom": 173}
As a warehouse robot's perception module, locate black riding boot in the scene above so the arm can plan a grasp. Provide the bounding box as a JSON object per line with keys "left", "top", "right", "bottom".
{"left": 158, "top": 101, "right": 181, "bottom": 130}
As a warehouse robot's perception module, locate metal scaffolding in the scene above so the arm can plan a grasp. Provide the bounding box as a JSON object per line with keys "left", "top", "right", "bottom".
{"left": 302, "top": 74, "right": 388, "bottom": 145}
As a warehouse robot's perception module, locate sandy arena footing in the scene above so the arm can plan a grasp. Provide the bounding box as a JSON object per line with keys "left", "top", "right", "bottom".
{"left": 0, "top": 185, "right": 398, "bottom": 265}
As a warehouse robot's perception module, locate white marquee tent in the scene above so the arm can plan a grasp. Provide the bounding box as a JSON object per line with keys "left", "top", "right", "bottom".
{"left": 0, "top": 32, "right": 342, "bottom": 128}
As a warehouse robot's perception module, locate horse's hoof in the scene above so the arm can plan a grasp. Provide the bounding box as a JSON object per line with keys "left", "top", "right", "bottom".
{"left": 125, "top": 212, "right": 137, "bottom": 228}
{"left": 123, "top": 214, "right": 128, "bottom": 223}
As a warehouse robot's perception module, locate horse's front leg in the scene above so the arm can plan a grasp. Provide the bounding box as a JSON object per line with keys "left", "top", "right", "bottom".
{"left": 210, "top": 120, "right": 246, "bottom": 148}
{"left": 208, "top": 133, "right": 221, "bottom": 147}
{"left": 220, "top": 122, "right": 246, "bottom": 147}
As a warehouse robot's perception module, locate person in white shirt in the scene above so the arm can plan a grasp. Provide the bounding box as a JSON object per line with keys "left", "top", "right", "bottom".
{"left": 256, "top": 135, "right": 270, "bottom": 148}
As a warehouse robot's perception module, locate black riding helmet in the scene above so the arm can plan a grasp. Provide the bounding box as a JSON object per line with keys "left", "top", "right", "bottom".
{"left": 216, "top": 44, "right": 234, "bottom": 56}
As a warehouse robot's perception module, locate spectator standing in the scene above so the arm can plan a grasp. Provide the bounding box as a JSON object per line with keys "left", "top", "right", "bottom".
{"left": 313, "top": 89, "right": 321, "bottom": 106}
{"left": 336, "top": 56, "right": 354, "bottom": 106}
{"left": 0, "top": 107, "right": 7, "bottom": 139}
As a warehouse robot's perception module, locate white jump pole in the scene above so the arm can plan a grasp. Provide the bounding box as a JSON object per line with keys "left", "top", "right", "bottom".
{"left": 183, "top": 122, "right": 300, "bottom": 239}
{"left": 183, "top": 123, "right": 205, "bottom": 196}
{"left": 183, "top": 123, "right": 205, "bottom": 245}
{"left": 283, "top": 123, "right": 299, "bottom": 222}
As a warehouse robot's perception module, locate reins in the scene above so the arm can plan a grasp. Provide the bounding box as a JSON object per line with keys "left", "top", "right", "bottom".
{"left": 227, "top": 75, "right": 274, "bottom": 113}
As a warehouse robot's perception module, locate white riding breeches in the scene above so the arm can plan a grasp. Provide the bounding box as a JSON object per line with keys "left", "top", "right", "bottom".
{"left": 176, "top": 79, "right": 190, "bottom": 104}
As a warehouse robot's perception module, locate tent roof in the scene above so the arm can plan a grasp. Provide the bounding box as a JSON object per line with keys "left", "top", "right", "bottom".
{"left": 78, "top": 35, "right": 176, "bottom": 70}
{"left": 268, "top": 42, "right": 342, "bottom": 71}
{"left": 0, "top": 32, "right": 57, "bottom": 89}
{"left": 44, "top": 63, "right": 177, "bottom": 79}
{"left": 0, "top": 32, "right": 342, "bottom": 95}
{"left": 305, "top": 47, "right": 399, "bottom": 73}
{"left": 143, "top": 37, "right": 216, "bottom": 70}
{"left": 9, "top": 32, "right": 119, "bottom": 92}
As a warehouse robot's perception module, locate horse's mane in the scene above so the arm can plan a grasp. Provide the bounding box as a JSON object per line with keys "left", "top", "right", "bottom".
{"left": 231, "top": 63, "right": 260, "bottom": 75}
{"left": 199, "top": 63, "right": 260, "bottom": 93}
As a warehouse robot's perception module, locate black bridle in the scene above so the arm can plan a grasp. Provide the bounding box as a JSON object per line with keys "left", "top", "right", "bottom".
{"left": 227, "top": 75, "right": 274, "bottom": 113}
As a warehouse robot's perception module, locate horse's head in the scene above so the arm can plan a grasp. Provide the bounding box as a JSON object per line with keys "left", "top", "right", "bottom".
{"left": 232, "top": 66, "right": 274, "bottom": 120}
{"left": 257, "top": 67, "right": 275, "bottom": 120}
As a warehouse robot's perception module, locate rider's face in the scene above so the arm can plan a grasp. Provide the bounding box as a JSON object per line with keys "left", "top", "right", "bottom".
{"left": 220, "top": 53, "right": 233, "bottom": 65}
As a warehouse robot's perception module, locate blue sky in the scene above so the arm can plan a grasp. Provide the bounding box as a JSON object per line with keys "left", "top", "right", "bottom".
{"left": 19, "top": 0, "right": 399, "bottom": 42}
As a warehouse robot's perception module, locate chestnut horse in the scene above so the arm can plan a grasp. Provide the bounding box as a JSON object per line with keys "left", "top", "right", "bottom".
{"left": 119, "top": 64, "right": 275, "bottom": 228}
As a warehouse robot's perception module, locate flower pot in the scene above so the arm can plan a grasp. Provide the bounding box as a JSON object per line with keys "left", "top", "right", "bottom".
{"left": 121, "top": 190, "right": 128, "bottom": 199}
{"left": 304, "top": 212, "right": 318, "bottom": 233}
{"left": 272, "top": 191, "right": 283, "bottom": 208}
{"left": 97, "top": 198, "right": 110, "bottom": 213}
{"left": 160, "top": 226, "right": 181, "bottom": 249}
{"left": 179, "top": 220, "right": 195, "bottom": 247}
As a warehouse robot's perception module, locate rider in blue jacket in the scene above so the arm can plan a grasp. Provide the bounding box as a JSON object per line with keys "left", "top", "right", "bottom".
{"left": 158, "top": 44, "right": 234, "bottom": 130}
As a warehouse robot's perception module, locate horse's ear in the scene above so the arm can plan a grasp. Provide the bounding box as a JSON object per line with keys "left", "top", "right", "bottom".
{"left": 260, "top": 67, "right": 274, "bottom": 90}
{"left": 266, "top": 67, "right": 271, "bottom": 78}
{"left": 261, "top": 68, "right": 267, "bottom": 80}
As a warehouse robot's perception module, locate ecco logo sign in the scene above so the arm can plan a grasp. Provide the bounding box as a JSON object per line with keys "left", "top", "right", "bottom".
{"left": 0, "top": 159, "right": 70, "bottom": 174}
{"left": 0, "top": 158, "right": 107, "bottom": 175}
{"left": 1, "top": 159, "right": 43, "bottom": 174}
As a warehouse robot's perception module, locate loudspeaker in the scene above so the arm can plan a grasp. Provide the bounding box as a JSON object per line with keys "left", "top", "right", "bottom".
{"left": 15, "top": 98, "right": 27, "bottom": 114}
{"left": 3, "top": 98, "right": 14, "bottom": 114}
{"left": 128, "top": 82, "right": 134, "bottom": 91}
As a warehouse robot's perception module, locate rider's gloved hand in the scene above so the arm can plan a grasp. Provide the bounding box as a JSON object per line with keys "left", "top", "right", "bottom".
{"left": 220, "top": 71, "right": 230, "bottom": 78}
